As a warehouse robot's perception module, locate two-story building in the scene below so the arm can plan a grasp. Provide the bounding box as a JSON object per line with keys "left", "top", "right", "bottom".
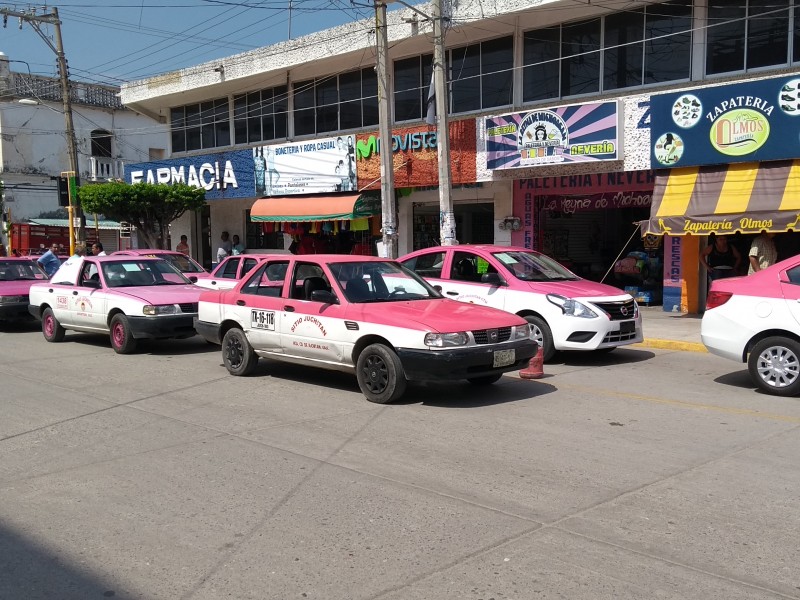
{"left": 0, "top": 52, "right": 167, "bottom": 253}
{"left": 120, "top": 0, "right": 800, "bottom": 311}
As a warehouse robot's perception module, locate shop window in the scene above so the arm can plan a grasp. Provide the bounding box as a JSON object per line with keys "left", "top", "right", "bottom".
{"left": 450, "top": 36, "right": 513, "bottom": 113}
{"left": 522, "top": 27, "right": 560, "bottom": 102}
{"left": 170, "top": 97, "right": 230, "bottom": 153}
{"left": 394, "top": 54, "right": 433, "bottom": 122}
{"left": 233, "top": 85, "right": 288, "bottom": 145}
{"left": 292, "top": 68, "right": 378, "bottom": 136}
{"left": 561, "top": 20, "right": 601, "bottom": 97}
{"left": 707, "top": 0, "right": 790, "bottom": 75}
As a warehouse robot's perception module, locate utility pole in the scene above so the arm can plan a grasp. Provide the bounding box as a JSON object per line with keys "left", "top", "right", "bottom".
{"left": 1, "top": 6, "right": 83, "bottom": 252}
{"left": 432, "top": 0, "right": 456, "bottom": 245}
{"left": 374, "top": 0, "right": 398, "bottom": 258}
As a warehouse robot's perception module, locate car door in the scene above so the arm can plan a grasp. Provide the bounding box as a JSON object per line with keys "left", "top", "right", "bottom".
{"left": 203, "top": 257, "right": 241, "bottom": 289}
{"left": 71, "top": 260, "right": 108, "bottom": 330}
{"left": 236, "top": 260, "right": 288, "bottom": 352}
{"left": 438, "top": 250, "right": 507, "bottom": 310}
{"left": 279, "top": 261, "right": 347, "bottom": 363}
{"left": 780, "top": 264, "right": 800, "bottom": 328}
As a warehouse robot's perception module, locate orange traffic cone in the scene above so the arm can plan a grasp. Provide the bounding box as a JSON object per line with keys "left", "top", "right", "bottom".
{"left": 519, "top": 346, "right": 544, "bottom": 380}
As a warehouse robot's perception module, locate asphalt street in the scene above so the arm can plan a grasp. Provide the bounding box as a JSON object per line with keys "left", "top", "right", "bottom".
{"left": 1, "top": 322, "right": 799, "bottom": 600}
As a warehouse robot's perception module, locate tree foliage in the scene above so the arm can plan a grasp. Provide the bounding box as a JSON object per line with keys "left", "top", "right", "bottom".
{"left": 78, "top": 182, "right": 206, "bottom": 249}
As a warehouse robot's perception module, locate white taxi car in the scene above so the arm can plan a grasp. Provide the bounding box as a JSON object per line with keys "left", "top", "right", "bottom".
{"left": 194, "top": 255, "right": 539, "bottom": 404}
{"left": 28, "top": 256, "right": 204, "bottom": 353}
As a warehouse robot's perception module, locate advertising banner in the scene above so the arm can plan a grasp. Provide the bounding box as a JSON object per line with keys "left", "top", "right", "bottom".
{"left": 255, "top": 136, "right": 356, "bottom": 196}
{"left": 651, "top": 75, "right": 800, "bottom": 168}
{"left": 486, "top": 101, "right": 620, "bottom": 170}
{"left": 126, "top": 150, "right": 255, "bottom": 200}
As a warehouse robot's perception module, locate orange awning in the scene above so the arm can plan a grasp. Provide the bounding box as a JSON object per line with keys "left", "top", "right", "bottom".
{"left": 249, "top": 194, "right": 379, "bottom": 222}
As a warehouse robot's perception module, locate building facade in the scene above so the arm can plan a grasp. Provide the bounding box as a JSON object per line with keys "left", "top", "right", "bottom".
{"left": 120, "top": 0, "right": 800, "bottom": 311}
{"left": 0, "top": 52, "right": 167, "bottom": 253}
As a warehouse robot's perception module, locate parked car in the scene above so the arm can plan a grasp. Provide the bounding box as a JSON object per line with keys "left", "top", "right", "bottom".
{"left": 194, "top": 255, "right": 538, "bottom": 404}
{"left": 193, "top": 254, "right": 266, "bottom": 290}
{"left": 0, "top": 258, "right": 49, "bottom": 321}
{"left": 28, "top": 256, "right": 204, "bottom": 353}
{"left": 701, "top": 255, "right": 800, "bottom": 396}
{"left": 112, "top": 249, "right": 207, "bottom": 279}
{"left": 399, "top": 245, "right": 642, "bottom": 361}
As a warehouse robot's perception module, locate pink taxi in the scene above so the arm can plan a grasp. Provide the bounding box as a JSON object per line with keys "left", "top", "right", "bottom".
{"left": 0, "top": 258, "right": 49, "bottom": 322}
{"left": 399, "top": 245, "right": 642, "bottom": 361}
{"left": 28, "top": 256, "right": 204, "bottom": 353}
{"left": 194, "top": 255, "right": 539, "bottom": 404}
{"left": 702, "top": 254, "right": 800, "bottom": 396}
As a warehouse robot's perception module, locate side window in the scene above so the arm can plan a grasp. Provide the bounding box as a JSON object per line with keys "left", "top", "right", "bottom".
{"left": 241, "top": 261, "right": 289, "bottom": 297}
{"left": 291, "top": 262, "right": 332, "bottom": 301}
{"left": 450, "top": 251, "right": 497, "bottom": 283}
{"left": 787, "top": 265, "right": 800, "bottom": 284}
{"left": 221, "top": 258, "right": 240, "bottom": 279}
{"left": 80, "top": 262, "right": 99, "bottom": 285}
{"left": 401, "top": 251, "right": 446, "bottom": 278}
{"left": 241, "top": 258, "right": 258, "bottom": 277}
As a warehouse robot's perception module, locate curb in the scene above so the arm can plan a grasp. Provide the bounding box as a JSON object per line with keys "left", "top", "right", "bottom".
{"left": 633, "top": 339, "right": 708, "bottom": 353}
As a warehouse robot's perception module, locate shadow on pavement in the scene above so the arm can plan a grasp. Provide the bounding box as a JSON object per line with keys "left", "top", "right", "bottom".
{"left": 0, "top": 522, "right": 135, "bottom": 599}
{"left": 553, "top": 347, "right": 655, "bottom": 366}
{"left": 39, "top": 332, "right": 218, "bottom": 356}
{"left": 0, "top": 319, "right": 40, "bottom": 333}
{"left": 714, "top": 369, "right": 757, "bottom": 391}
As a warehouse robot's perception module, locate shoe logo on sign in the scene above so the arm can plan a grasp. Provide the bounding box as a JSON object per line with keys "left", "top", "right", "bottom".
{"left": 489, "top": 329, "right": 498, "bottom": 342}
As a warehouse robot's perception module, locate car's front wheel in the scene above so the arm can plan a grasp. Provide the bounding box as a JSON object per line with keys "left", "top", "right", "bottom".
{"left": 356, "top": 343, "right": 407, "bottom": 404}
{"left": 748, "top": 336, "right": 800, "bottom": 396}
{"left": 110, "top": 314, "right": 137, "bottom": 354}
{"left": 526, "top": 315, "right": 555, "bottom": 362}
{"left": 222, "top": 327, "right": 257, "bottom": 376}
{"left": 42, "top": 307, "right": 65, "bottom": 343}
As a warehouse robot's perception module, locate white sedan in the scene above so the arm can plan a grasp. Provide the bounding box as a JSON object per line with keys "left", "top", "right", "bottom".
{"left": 194, "top": 255, "right": 539, "bottom": 404}
{"left": 701, "top": 254, "right": 800, "bottom": 396}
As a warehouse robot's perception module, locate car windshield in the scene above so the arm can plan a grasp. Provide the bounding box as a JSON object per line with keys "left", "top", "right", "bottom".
{"left": 491, "top": 250, "right": 579, "bottom": 282}
{"left": 0, "top": 260, "right": 47, "bottom": 281}
{"left": 329, "top": 261, "right": 443, "bottom": 303}
{"left": 102, "top": 260, "right": 192, "bottom": 288}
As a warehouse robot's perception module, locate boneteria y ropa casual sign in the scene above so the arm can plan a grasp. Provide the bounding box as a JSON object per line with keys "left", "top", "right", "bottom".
{"left": 650, "top": 75, "right": 800, "bottom": 168}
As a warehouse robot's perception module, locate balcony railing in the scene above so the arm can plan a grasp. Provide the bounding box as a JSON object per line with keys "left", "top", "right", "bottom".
{"left": 90, "top": 157, "right": 125, "bottom": 181}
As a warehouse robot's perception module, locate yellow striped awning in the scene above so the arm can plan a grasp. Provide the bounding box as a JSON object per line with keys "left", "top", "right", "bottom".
{"left": 642, "top": 160, "right": 800, "bottom": 236}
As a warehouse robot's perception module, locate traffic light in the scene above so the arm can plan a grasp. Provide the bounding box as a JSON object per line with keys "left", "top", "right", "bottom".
{"left": 57, "top": 176, "right": 70, "bottom": 206}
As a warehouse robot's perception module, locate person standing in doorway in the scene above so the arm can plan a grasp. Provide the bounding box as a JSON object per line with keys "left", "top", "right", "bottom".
{"left": 748, "top": 231, "right": 777, "bottom": 274}
{"left": 700, "top": 234, "right": 741, "bottom": 282}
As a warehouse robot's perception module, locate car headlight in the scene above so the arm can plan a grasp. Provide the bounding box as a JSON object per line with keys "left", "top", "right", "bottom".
{"left": 142, "top": 304, "right": 178, "bottom": 315}
{"left": 514, "top": 323, "right": 534, "bottom": 340}
{"left": 546, "top": 294, "right": 598, "bottom": 318}
{"left": 424, "top": 332, "right": 468, "bottom": 347}
{"left": 0, "top": 295, "right": 25, "bottom": 304}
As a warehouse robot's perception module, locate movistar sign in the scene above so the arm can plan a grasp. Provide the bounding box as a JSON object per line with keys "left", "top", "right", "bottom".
{"left": 357, "top": 131, "right": 438, "bottom": 160}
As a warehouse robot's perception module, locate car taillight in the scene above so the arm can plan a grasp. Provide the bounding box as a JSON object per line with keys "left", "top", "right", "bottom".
{"left": 706, "top": 291, "right": 733, "bottom": 310}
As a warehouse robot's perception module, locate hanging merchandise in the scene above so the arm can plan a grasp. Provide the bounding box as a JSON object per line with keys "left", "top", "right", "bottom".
{"left": 322, "top": 221, "right": 333, "bottom": 233}
{"left": 351, "top": 218, "right": 369, "bottom": 231}
{"left": 309, "top": 222, "right": 319, "bottom": 234}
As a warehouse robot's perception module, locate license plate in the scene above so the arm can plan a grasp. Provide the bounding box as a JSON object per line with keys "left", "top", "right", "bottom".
{"left": 620, "top": 320, "right": 635, "bottom": 333}
{"left": 493, "top": 349, "right": 515, "bottom": 367}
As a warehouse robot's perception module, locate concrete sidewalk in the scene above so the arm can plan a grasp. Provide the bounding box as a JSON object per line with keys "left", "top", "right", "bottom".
{"left": 637, "top": 306, "right": 706, "bottom": 353}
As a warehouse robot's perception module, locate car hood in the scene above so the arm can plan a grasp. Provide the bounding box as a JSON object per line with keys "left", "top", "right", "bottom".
{"left": 0, "top": 280, "right": 40, "bottom": 296}
{"left": 356, "top": 298, "right": 526, "bottom": 332}
{"left": 114, "top": 284, "right": 205, "bottom": 304}
{"left": 526, "top": 278, "right": 630, "bottom": 299}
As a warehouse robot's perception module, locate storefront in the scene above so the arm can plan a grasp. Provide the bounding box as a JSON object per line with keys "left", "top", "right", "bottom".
{"left": 646, "top": 74, "right": 800, "bottom": 312}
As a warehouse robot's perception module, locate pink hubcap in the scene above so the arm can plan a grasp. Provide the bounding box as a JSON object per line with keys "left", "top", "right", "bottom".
{"left": 44, "top": 316, "right": 53, "bottom": 336}
{"left": 113, "top": 323, "right": 124, "bottom": 346}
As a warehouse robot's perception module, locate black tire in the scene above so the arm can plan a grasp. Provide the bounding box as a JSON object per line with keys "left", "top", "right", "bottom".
{"left": 526, "top": 315, "right": 555, "bottom": 362}
{"left": 467, "top": 373, "right": 503, "bottom": 385}
{"left": 42, "top": 307, "right": 65, "bottom": 343}
{"left": 356, "top": 343, "right": 407, "bottom": 404}
{"left": 222, "top": 328, "right": 257, "bottom": 376}
{"left": 109, "top": 314, "right": 137, "bottom": 354}
{"left": 748, "top": 336, "right": 800, "bottom": 396}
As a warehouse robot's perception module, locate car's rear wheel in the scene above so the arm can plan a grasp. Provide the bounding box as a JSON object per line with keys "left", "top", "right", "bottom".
{"left": 526, "top": 315, "right": 555, "bottom": 362}
{"left": 748, "top": 336, "right": 800, "bottom": 396}
{"left": 110, "top": 314, "right": 137, "bottom": 354}
{"left": 42, "top": 307, "right": 65, "bottom": 343}
{"left": 222, "top": 327, "right": 257, "bottom": 376}
{"left": 467, "top": 373, "right": 503, "bottom": 385}
{"left": 356, "top": 343, "right": 407, "bottom": 404}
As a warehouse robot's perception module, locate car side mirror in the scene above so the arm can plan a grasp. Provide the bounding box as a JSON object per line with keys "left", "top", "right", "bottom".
{"left": 188, "top": 276, "right": 198, "bottom": 283}
{"left": 481, "top": 272, "right": 506, "bottom": 286}
{"left": 311, "top": 290, "right": 339, "bottom": 304}
{"left": 82, "top": 279, "right": 101, "bottom": 289}
{"left": 433, "top": 284, "right": 442, "bottom": 293}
